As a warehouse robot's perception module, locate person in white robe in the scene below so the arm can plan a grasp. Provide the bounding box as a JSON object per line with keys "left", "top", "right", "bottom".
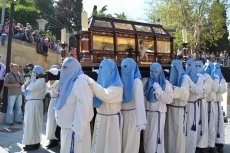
{"left": 142, "top": 62, "right": 173, "bottom": 153}
{"left": 213, "top": 62, "right": 227, "bottom": 153}
{"left": 45, "top": 65, "right": 60, "bottom": 148}
{"left": 185, "top": 59, "right": 204, "bottom": 153}
{"left": 55, "top": 57, "right": 94, "bottom": 153}
{"left": 120, "top": 58, "right": 147, "bottom": 153}
{"left": 203, "top": 61, "right": 217, "bottom": 153}
{"left": 87, "top": 59, "right": 123, "bottom": 153}
{"left": 21, "top": 65, "right": 47, "bottom": 151}
{"left": 165, "top": 59, "right": 190, "bottom": 153}
{"left": 195, "top": 60, "right": 211, "bottom": 153}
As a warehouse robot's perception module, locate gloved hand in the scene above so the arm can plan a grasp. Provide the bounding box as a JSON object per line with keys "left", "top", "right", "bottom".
{"left": 196, "top": 73, "right": 203, "bottom": 77}
{"left": 24, "top": 77, "right": 30, "bottom": 85}
{"left": 49, "top": 68, "right": 59, "bottom": 75}
{"left": 30, "top": 75, "right": 36, "bottom": 82}
{"left": 137, "top": 124, "right": 146, "bottom": 132}
{"left": 153, "top": 82, "right": 161, "bottom": 90}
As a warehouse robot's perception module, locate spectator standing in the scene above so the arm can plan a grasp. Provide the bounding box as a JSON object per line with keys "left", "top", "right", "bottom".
{"left": 1, "top": 19, "right": 9, "bottom": 45}
{"left": 4, "top": 63, "right": 25, "bottom": 126}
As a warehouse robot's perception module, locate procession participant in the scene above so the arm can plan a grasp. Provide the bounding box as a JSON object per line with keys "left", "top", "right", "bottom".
{"left": 120, "top": 58, "right": 147, "bottom": 153}
{"left": 45, "top": 65, "right": 60, "bottom": 148}
{"left": 22, "top": 65, "right": 47, "bottom": 151}
{"left": 213, "top": 62, "right": 227, "bottom": 153}
{"left": 165, "top": 59, "right": 190, "bottom": 153}
{"left": 142, "top": 62, "right": 173, "bottom": 153}
{"left": 87, "top": 59, "right": 123, "bottom": 153}
{"left": 55, "top": 57, "right": 94, "bottom": 153}
{"left": 203, "top": 61, "right": 217, "bottom": 153}
{"left": 195, "top": 60, "right": 211, "bottom": 153}
{"left": 185, "top": 59, "right": 204, "bottom": 153}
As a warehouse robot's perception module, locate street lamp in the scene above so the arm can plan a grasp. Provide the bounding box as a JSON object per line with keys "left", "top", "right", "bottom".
{"left": 1, "top": 0, "right": 16, "bottom": 113}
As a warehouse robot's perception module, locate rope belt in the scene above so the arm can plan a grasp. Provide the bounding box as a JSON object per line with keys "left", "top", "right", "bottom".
{"left": 121, "top": 108, "right": 136, "bottom": 111}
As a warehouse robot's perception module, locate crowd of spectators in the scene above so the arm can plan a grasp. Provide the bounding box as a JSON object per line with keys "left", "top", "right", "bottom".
{"left": 0, "top": 19, "right": 63, "bottom": 56}
{"left": 176, "top": 46, "right": 229, "bottom": 67}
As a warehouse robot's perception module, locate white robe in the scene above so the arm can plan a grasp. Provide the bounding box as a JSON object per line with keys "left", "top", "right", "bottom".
{"left": 214, "top": 77, "right": 227, "bottom": 144}
{"left": 196, "top": 73, "right": 212, "bottom": 148}
{"left": 186, "top": 75, "right": 204, "bottom": 153}
{"left": 22, "top": 78, "right": 47, "bottom": 145}
{"left": 46, "top": 80, "right": 59, "bottom": 140}
{"left": 89, "top": 80, "right": 123, "bottom": 153}
{"left": 165, "top": 75, "right": 190, "bottom": 153}
{"left": 142, "top": 79, "right": 173, "bottom": 153}
{"left": 55, "top": 74, "right": 94, "bottom": 153}
{"left": 121, "top": 78, "right": 147, "bottom": 153}
{"left": 205, "top": 75, "right": 217, "bottom": 148}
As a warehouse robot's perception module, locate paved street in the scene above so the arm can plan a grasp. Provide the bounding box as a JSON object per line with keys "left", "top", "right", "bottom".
{"left": 0, "top": 114, "right": 230, "bottom": 153}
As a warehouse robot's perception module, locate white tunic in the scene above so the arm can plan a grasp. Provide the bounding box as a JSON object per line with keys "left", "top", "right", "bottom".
{"left": 142, "top": 79, "right": 173, "bottom": 153}
{"left": 186, "top": 75, "right": 204, "bottom": 153}
{"left": 205, "top": 74, "right": 217, "bottom": 147}
{"left": 121, "top": 78, "right": 147, "bottom": 153}
{"left": 214, "top": 77, "right": 227, "bottom": 144}
{"left": 46, "top": 80, "right": 59, "bottom": 140}
{"left": 197, "top": 73, "right": 212, "bottom": 148}
{"left": 89, "top": 80, "right": 123, "bottom": 153}
{"left": 22, "top": 78, "right": 47, "bottom": 145}
{"left": 55, "top": 74, "right": 94, "bottom": 153}
{"left": 165, "top": 75, "right": 190, "bottom": 153}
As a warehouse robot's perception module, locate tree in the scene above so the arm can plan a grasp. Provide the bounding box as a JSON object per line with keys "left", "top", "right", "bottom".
{"left": 114, "top": 12, "right": 127, "bottom": 20}
{"left": 145, "top": 0, "right": 229, "bottom": 52}
{"left": 34, "top": 0, "right": 55, "bottom": 16}
{"left": 55, "top": 0, "right": 83, "bottom": 32}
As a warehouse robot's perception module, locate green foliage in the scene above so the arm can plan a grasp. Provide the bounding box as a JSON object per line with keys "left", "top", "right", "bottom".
{"left": 34, "top": 0, "right": 55, "bottom": 15}
{"left": 145, "top": 0, "right": 229, "bottom": 52}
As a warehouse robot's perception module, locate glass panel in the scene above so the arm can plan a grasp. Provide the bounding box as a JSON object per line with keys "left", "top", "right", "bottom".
{"left": 153, "top": 27, "right": 167, "bottom": 34}
{"left": 117, "top": 37, "right": 135, "bottom": 51}
{"left": 135, "top": 25, "right": 152, "bottom": 32}
{"left": 138, "top": 39, "right": 154, "bottom": 62}
{"left": 157, "top": 41, "right": 170, "bottom": 53}
{"left": 94, "top": 20, "right": 112, "bottom": 28}
{"left": 114, "top": 22, "right": 133, "bottom": 30}
{"left": 92, "top": 35, "right": 114, "bottom": 50}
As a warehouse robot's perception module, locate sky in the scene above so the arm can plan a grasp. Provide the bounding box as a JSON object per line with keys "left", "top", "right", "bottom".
{"left": 83, "top": 0, "right": 230, "bottom": 35}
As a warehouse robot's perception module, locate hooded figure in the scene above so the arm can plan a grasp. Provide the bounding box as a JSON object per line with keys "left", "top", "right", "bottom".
{"left": 22, "top": 65, "right": 47, "bottom": 151}
{"left": 87, "top": 59, "right": 123, "bottom": 153}
{"left": 202, "top": 61, "right": 218, "bottom": 152}
{"left": 165, "top": 59, "right": 190, "bottom": 153}
{"left": 45, "top": 65, "right": 60, "bottom": 148}
{"left": 195, "top": 60, "right": 211, "bottom": 152}
{"left": 142, "top": 62, "right": 173, "bottom": 153}
{"left": 120, "top": 58, "right": 147, "bottom": 153}
{"left": 212, "top": 62, "right": 227, "bottom": 153}
{"left": 185, "top": 59, "right": 204, "bottom": 153}
{"left": 55, "top": 57, "right": 94, "bottom": 153}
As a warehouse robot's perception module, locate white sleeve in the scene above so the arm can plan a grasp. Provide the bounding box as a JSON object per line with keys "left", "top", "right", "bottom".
{"left": 173, "top": 76, "right": 190, "bottom": 102}
{"left": 134, "top": 79, "right": 147, "bottom": 128}
{"left": 190, "top": 75, "right": 204, "bottom": 94}
{"left": 157, "top": 81, "right": 174, "bottom": 104}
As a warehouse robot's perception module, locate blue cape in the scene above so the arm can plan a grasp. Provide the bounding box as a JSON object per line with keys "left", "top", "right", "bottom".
{"left": 213, "top": 62, "right": 223, "bottom": 80}
{"left": 169, "top": 59, "right": 185, "bottom": 87}
{"left": 185, "top": 59, "right": 198, "bottom": 83}
{"left": 144, "top": 62, "right": 166, "bottom": 103}
{"left": 121, "top": 58, "right": 141, "bottom": 103}
{"left": 203, "top": 61, "right": 214, "bottom": 78}
{"left": 55, "top": 57, "right": 83, "bottom": 110}
{"left": 93, "top": 59, "right": 123, "bottom": 108}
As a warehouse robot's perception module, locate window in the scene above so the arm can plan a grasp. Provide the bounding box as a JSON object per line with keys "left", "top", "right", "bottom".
{"left": 114, "top": 22, "right": 133, "bottom": 30}
{"left": 117, "top": 37, "right": 135, "bottom": 51}
{"left": 92, "top": 35, "right": 114, "bottom": 50}
{"left": 94, "top": 20, "right": 112, "bottom": 28}
{"left": 153, "top": 27, "right": 167, "bottom": 34}
{"left": 157, "top": 41, "right": 170, "bottom": 53}
{"left": 135, "top": 25, "right": 152, "bottom": 32}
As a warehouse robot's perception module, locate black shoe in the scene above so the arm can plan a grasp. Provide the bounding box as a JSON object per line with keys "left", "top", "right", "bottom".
{"left": 23, "top": 143, "right": 40, "bottom": 151}
{"left": 15, "top": 121, "right": 23, "bottom": 125}
{"left": 46, "top": 140, "right": 59, "bottom": 148}
{"left": 6, "top": 123, "right": 14, "bottom": 126}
